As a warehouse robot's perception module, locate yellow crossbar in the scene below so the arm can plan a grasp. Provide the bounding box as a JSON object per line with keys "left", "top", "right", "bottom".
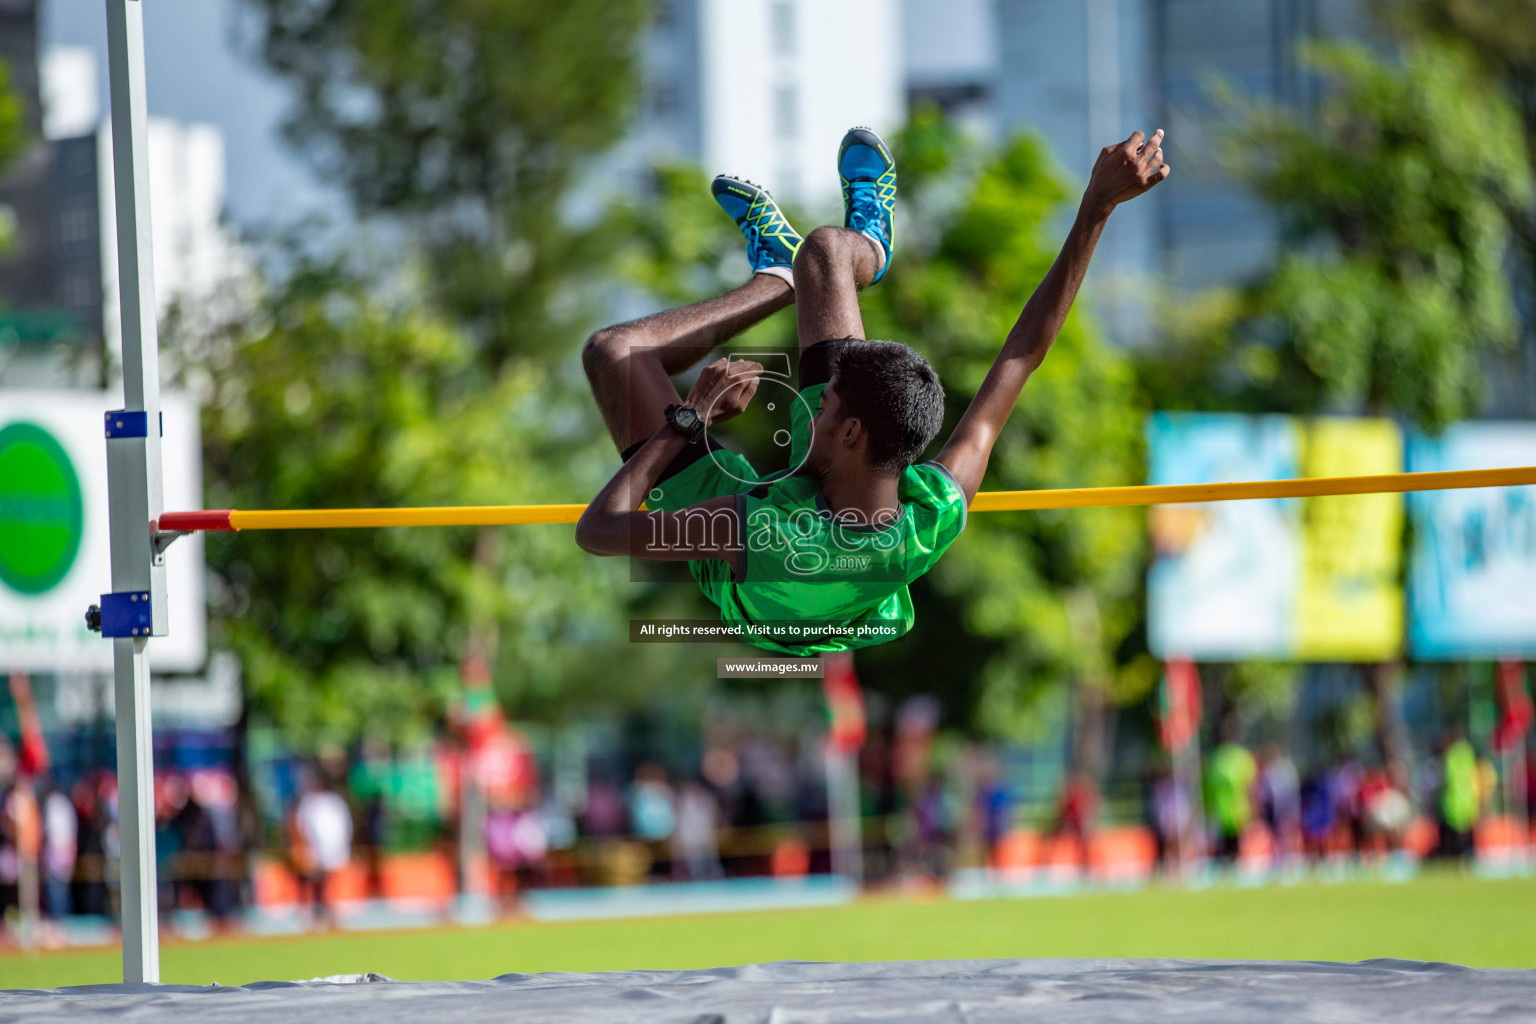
{"left": 969, "top": 466, "right": 1536, "bottom": 512}
{"left": 184, "top": 466, "right": 1536, "bottom": 531}
{"left": 229, "top": 504, "right": 589, "bottom": 529}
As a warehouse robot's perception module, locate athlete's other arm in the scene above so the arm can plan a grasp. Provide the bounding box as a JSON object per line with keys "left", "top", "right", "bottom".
{"left": 575, "top": 358, "right": 764, "bottom": 573}
{"left": 935, "top": 130, "right": 1170, "bottom": 504}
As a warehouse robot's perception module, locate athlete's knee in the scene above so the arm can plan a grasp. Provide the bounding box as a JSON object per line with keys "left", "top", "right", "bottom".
{"left": 582, "top": 326, "right": 629, "bottom": 382}
{"left": 794, "top": 226, "right": 851, "bottom": 274}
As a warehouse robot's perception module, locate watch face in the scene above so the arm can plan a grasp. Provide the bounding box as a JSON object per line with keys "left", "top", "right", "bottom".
{"left": 676, "top": 407, "right": 700, "bottom": 429}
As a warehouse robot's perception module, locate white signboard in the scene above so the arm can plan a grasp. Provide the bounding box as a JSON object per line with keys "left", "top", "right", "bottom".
{"left": 0, "top": 390, "right": 206, "bottom": 671}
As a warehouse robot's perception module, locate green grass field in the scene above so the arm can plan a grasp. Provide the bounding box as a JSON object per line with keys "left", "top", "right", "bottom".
{"left": 4, "top": 871, "right": 1534, "bottom": 991}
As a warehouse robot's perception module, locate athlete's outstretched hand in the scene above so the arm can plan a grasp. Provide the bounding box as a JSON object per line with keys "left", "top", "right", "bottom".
{"left": 686, "top": 357, "right": 763, "bottom": 425}
{"left": 1083, "top": 129, "right": 1170, "bottom": 217}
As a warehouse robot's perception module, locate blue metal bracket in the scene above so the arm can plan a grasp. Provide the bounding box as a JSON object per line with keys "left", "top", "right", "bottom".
{"left": 100, "top": 591, "right": 154, "bottom": 638}
{"left": 104, "top": 410, "right": 163, "bottom": 439}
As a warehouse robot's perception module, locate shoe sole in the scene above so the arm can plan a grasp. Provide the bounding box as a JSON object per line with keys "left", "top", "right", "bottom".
{"left": 712, "top": 175, "right": 772, "bottom": 202}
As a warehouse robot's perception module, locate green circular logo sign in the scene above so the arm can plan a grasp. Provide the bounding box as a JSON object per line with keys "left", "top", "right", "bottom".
{"left": 0, "top": 421, "right": 85, "bottom": 594}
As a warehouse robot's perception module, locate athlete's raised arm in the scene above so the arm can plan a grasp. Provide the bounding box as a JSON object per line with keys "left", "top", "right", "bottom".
{"left": 935, "top": 130, "right": 1170, "bottom": 504}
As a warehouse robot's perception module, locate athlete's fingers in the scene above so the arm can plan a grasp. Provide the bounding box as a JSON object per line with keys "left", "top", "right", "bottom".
{"left": 723, "top": 366, "right": 762, "bottom": 397}
{"left": 1139, "top": 128, "right": 1164, "bottom": 156}
{"left": 698, "top": 357, "right": 728, "bottom": 388}
{"left": 690, "top": 357, "right": 755, "bottom": 413}
{"left": 1125, "top": 130, "right": 1146, "bottom": 153}
{"left": 711, "top": 370, "right": 762, "bottom": 423}
{"left": 705, "top": 359, "right": 759, "bottom": 397}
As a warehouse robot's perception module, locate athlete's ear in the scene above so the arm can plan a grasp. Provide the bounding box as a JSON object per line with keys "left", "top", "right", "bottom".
{"left": 838, "top": 416, "right": 862, "bottom": 448}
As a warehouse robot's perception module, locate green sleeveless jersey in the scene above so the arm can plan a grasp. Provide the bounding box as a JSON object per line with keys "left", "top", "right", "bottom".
{"left": 689, "top": 461, "right": 968, "bottom": 654}
{"left": 642, "top": 380, "right": 968, "bottom": 655}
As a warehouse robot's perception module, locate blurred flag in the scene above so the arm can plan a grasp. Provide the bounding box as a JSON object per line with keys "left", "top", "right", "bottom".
{"left": 822, "top": 652, "right": 866, "bottom": 755}
{"left": 1159, "top": 658, "right": 1203, "bottom": 753}
{"left": 8, "top": 673, "right": 48, "bottom": 777}
{"left": 453, "top": 651, "right": 537, "bottom": 805}
{"left": 456, "top": 651, "right": 503, "bottom": 751}
{"left": 477, "top": 728, "right": 538, "bottom": 806}
{"left": 1493, "top": 660, "right": 1533, "bottom": 753}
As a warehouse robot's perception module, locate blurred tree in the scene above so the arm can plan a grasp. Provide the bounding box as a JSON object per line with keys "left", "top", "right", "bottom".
{"left": 1376, "top": 0, "right": 1536, "bottom": 413}
{"left": 0, "top": 59, "right": 28, "bottom": 254}
{"left": 1204, "top": 42, "right": 1533, "bottom": 431}
{"left": 1376, "top": 1, "right": 1536, "bottom": 249}
{"left": 170, "top": 254, "right": 647, "bottom": 747}
{"left": 242, "top": 0, "right": 652, "bottom": 368}
{"left": 216, "top": 0, "right": 668, "bottom": 740}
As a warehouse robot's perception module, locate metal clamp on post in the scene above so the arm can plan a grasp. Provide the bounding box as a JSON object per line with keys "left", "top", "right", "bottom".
{"left": 105, "top": 410, "right": 163, "bottom": 439}
{"left": 98, "top": 591, "right": 155, "bottom": 638}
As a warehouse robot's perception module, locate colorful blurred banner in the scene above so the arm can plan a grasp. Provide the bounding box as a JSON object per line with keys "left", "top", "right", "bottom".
{"left": 1295, "top": 418, "right": 1404, "bottom": 659}
{"left": 1148, "top": 413, "right": 1296, "bottom": 659}
{"left": 1407, "top": 424, "right": 1536, "bottom": 659}
{"left": 1147, "top": 413, "right": 1403, "bottom": 661}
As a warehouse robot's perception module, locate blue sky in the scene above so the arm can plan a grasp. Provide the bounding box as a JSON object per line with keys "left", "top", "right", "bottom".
{"left": 43, "top": 0, "right": 340, "bottom": 229}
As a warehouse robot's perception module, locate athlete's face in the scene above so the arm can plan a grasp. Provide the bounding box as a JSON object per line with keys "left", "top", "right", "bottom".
{"left": 806, "top": 377, "right": 846, "bottom": 477}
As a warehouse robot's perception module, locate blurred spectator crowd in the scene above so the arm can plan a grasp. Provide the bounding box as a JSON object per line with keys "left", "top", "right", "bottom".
{"left": 2, "top": 711, "right": 1533, "bottom": 946}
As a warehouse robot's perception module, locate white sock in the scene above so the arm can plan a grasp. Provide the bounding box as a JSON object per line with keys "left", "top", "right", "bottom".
{"left": 862, "top": 232, "right": 888, "bottom": 278}
{"left": 756, "top": 265, "right": 794, "bottom": 289}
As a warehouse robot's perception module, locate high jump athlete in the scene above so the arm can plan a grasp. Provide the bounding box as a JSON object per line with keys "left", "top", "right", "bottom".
{"left": 577, "top": 126, "right": 1170, "bottom": 654}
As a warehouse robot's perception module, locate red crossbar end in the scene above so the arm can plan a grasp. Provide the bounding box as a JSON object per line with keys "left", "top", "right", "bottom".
{"left": 157, "top": 510, "right": 236, "bottom": 533}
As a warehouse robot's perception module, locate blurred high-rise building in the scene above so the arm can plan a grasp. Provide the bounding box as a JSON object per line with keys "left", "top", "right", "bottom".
{"left": 987, "top": 0, "right": 1534, "bottom": 412}
{"left": 901, "top": 0, "right": 995, "bottom": 129}
{"left": 992, "top": 0, "right": 1364, "bottom": 341}
{"left": 0, "top": 0, "right": 94, "bottom": 385}
{"left": 993, "top": 0, "right": 1162, "bottom": 344}
{"left": 0, "top": 2, "right": 245, "bottom": 389}
{"left": 94, "top": 116, "right": 244, "bottom": 360}
{"left": 626, "top": 0, "right": 905, "bottom": 209}
{"left": 896, "top": 0, "right": 1375, "bottom": 345}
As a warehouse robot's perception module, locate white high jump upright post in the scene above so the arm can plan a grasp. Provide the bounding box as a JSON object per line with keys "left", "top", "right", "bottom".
{"left": 103, "top": 0, "right": 165, "bottom": 984}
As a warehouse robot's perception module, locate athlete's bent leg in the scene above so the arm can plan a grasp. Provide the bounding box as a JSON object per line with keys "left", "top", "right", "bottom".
{"left": 582, "top": 274, "right": 793, "bottom": 454}
{"left": 792, "top": 226, "right": 882, "bottom": 353}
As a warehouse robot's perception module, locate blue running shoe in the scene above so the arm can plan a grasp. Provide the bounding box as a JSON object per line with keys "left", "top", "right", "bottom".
{"left": 711, "top": 175, "right": 802, "bottom": 278}
{"left": 838, "top": 126, "right": 897, "bottom": 283}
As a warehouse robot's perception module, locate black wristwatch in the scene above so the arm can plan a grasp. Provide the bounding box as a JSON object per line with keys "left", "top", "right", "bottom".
{"left": 664, "top": 403, "right": 705, "bottom": 443}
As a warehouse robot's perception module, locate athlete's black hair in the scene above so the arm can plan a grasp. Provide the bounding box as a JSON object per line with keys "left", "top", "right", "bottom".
{"left": 829, "top": 339, "right": 945, "bottom": 476}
